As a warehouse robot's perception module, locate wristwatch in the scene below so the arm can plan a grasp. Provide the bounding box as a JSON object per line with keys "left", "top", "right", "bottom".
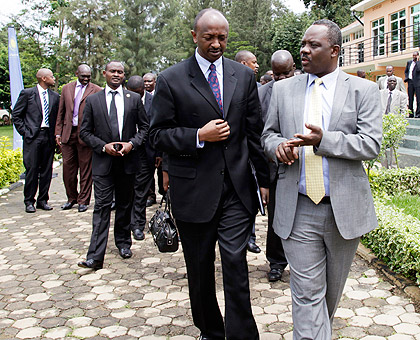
{"left": 102, "top": 145, "right": 106, "bottom": 153}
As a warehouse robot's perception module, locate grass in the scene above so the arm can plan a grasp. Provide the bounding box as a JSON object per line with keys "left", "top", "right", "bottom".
{"left": 0, "top": 125, "right": 13, "bottom": 140}
{"left": 384, "top": 194, "right": 420, "bottom": 220}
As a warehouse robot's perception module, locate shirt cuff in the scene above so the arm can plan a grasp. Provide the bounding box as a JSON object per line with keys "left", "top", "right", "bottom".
{"left": 196, "top": 129, "right": 205, "bottom": 148}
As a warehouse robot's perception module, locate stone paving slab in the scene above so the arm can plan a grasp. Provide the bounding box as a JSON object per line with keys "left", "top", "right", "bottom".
{"left": 0, "top": 165, "right": 419, "bottom": 339}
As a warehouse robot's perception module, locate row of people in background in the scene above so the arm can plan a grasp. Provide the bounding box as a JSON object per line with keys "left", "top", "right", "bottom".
{"left": 12, "top": 10, "right": 382, "bottom": 340}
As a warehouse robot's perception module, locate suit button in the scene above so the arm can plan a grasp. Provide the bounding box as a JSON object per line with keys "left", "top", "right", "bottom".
{"left": 221, "top": 170, "right": 225, "bottom": 175}
{"left": 224, "top": 145, "right": 228, "bottom": 150}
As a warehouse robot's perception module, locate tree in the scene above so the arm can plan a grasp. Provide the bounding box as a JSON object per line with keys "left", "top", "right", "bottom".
{"left": 271, "top": 11, "right": 313, "bottom": 70}
{"left": 303, "top": 0, "right": 360, "bottom": 28}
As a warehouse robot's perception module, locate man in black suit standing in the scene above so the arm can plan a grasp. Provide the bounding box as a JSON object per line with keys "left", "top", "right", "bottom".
{"left": 404, "top": 51, "right": 419, "bottom": 118}
{"left": 149, "top": 9, "right": 269, "bottom": 340}
{"left": 13, "top": 68, "right": 59, "bottom": 213}
{"left": 258, "top": 50, "right": 295, "bottom": 282}
{"left": 126, "top": 75, "right": 155, "bottom": 241}
{"left": 77, "top": 61, "right": 149, "bottom": 270}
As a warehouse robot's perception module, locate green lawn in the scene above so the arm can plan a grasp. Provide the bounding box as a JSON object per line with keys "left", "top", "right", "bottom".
{"left": 385, "top": 194, "right": 420, "bottom": 220}
{"left": 0, "top": 125, "right": 14, "bottom": 150}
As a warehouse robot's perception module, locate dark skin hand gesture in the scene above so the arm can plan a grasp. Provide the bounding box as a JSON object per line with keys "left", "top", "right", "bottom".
{"left": 276, "top": 123, "right": 323, "bottom": 165}
{"left": 198, "top": 119, "right": 230, "bottom": 142}
{"left": 104, "top": 142, "right": 133, "bottom": 157}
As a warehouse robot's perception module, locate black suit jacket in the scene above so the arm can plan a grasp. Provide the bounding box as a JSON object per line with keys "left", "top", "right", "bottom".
{"left": 80, "top": 88, "right": 149, "bottom": 176}
{"left": 13, "top": 86, "right": 60, "bottom": 143}
{"left": 404, "top": 60, "right": 420, "bottom": 86}
{"left": 149, "top": 55, "right": 269, "bottom": 223}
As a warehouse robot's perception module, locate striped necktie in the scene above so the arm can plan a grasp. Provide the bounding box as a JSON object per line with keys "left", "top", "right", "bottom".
{"left": 42, "top": 90, "right": 49, "bottom": 126}
{"left": 305, "top": 78, "right": 325, "bottom": 204}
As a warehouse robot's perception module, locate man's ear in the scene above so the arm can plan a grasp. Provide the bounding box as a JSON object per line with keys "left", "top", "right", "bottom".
{"left": 191, "top": 30, "right": 197, "bottom": 44}
{"left": 102, "top": 70, "right": 106, "bottom": 77}
{"left": 331, "top": 45, "right": 340, "bottom": 58}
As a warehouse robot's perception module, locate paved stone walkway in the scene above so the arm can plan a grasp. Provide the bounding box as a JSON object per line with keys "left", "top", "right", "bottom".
{"left": 0, "top": 165, "right": 419, "bottom": 340}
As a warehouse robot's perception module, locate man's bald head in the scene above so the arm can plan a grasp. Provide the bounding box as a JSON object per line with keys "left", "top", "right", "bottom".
{"left": 193, "top": 8, "right": 228, "bottom": 32}
{"left": 235, "top": 50, "right": 259, "bottom": 75}
{"left": 127, "top": 75, "right": 145, "bottom": 97}
{"left": 271, "top": 50, "right": 295, "bottom": 81}
{"left": 76, "top": 64, "right": 92, "bottom": 86}
{"left": 36, "top": 68, "right": 55, "bottom": 89}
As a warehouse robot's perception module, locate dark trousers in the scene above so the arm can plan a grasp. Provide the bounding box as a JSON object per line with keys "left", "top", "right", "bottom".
{"left": 87, "top": 159, "right": 134, "bottom": 262}
{"left": 176, "top": 174, "right": 259, "bottom": 340}
{"left": 266, "top": 181, "right": 288, "bottom": 270}
{"left": 61, "top": 126, "right": 93, "bottom": 205}
{"left": 148, "top": 164, "right": 164, "bottom": 199}
{"left": 130, "top": 149, "right": 154, "bottom": 231}
{"left": 22, "top": 129, "right": 54, "bottom": 205}
{"left": 407, "top": 80, "right": 420, "bottom": 117}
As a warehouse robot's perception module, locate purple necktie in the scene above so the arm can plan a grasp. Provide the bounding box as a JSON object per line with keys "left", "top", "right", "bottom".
{"left": 207, "top": 64, "right": 223, "bottom": 115}
{"left": 73, "top": 84, "right": 84, "bottom": 125}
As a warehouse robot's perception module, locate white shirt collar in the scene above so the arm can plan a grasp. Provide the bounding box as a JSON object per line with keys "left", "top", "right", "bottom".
{"left": 76, "top": 80, "right": 84, "bottom": 88}
{"left": 105, "top": 84, "right": 123, "bottom": 96}
{"left": 195, "top": 48, "right": 223, "bottom": 76}
{"left": 307, "top": 67, "right": 339, "bottom": 90}
{"left": 37, "top": 84, "right": 48, "bottom": 94}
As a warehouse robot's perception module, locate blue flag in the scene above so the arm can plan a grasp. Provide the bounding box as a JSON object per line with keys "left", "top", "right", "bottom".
{"left": 8, "top": 26, "right": 24, "bottom": 150}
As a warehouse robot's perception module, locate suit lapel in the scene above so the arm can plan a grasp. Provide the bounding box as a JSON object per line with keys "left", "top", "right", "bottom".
{"left": 99, "top": 90, "right": 112, "bottom": 132}
{"left": 122, "top": 89, "right": 130, "bottom": 134}
{"left": 222, "top": 58, "right": 237, "bottom": 119}
{"left": 81, "top": 82, "right": 92, "bottom": 103}
{"left": 34, "top": 87, "right": 43, "bottom": 115}
{"left": 293, "top": 75, "right": 307, "bottom": 135}
{"left": 329, "top": 70, "right": 349, "bottom": 131}
{"left": 189, "top": 56, "right": 223, "bottom": 118}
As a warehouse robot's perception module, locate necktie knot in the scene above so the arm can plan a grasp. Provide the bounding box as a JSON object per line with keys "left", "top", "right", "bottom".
{"left": 209, "top": 64, "right": 216, "bottom": 71}
{"left": 110, "top": 90, "right": 117, "bottom": 97}
{"left": 314, "top": 78, "right": 323, "bottom": 86}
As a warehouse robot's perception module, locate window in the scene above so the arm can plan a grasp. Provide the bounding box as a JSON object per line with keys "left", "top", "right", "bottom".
{"left": 343, "top": 34, "right": 350, "bottom": 43}
{"left": 390, "top": 10, "right": 406, "bottom": 52}
{"left": 358, "top": 42, "right": 365, "bottom": 63}
{"left": 372, "top": 18, "right": 385, "bottom": 56}
{"left": 411, "top": 4, "right": 420, "bottom": 47}
{"left": 354, "top": 29, "right": 364, "bottom": 40}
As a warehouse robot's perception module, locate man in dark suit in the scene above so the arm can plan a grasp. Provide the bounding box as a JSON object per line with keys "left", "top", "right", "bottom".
{"left": 149, "top": 9, "right": 269, "bottom": 340}
{"left": 77, "top": 61, "right": 149, "bottom": 270}
{"left": 55, "top": 64, "right": 102, "bottom": 213}
{"left": 258, "top": 50, "right": 295, "bottom": 282}
{"left": 126, "top": 75, "right": 155, "bottom": 241}
{"left": 13, "top": 68, "right": 59, "bottom": 213}
{"left": 404, "top": 51, "right": 419, "bottom": 118}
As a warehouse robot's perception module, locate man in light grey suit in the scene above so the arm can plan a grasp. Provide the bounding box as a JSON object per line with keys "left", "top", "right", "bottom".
{"left": 377, "top": 65, "right": 406, "bottom": 93}
{"left": 261, "top": 20, "right": 382, "bottom": 339}
{"left": 380, "top": 76, "right": 408, "bottom": 115}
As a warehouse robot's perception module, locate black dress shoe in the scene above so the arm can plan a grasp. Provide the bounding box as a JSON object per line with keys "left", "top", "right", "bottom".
{"left": 118, "top": 248, "right": 132, "bottom": 259}
{"left": 36, "top": 201, "right": 53, "bottom": 210}
{"left": 247, "top": 241, "right": 261, "bottom": 253}
{"left": 25, "top": 204, "right": 36, "bottom": 213}
{"left": 77, "top": 259, "right": 103, "bottom": 270}
{"left": 61, "top": 201, "right": 75, "bottom": 210}
{"left": 267, "top": 268, "right": 284, "bottom": 282}
{"left": 78, "top": 204, "right": 88, "bottom": 212}
{"left": 132, "top": 229, "right": 145, "bottom": 240}
{"left": 146, "top": 198, "right": 156, "bottom": 207}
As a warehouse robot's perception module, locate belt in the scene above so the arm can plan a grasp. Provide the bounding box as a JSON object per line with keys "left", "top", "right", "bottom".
{"left": 298, "top": 193, "right": 330, "bottom": 204}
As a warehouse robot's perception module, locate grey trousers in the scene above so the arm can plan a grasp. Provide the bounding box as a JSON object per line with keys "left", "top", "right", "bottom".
{"left": 282, "top": 194, "right": 359, "bottom": 340}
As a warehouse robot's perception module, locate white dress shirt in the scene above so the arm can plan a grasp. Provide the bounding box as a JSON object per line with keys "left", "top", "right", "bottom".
{"left": 409, "top": 61, "right": 416, "bottom": 79}
{"left": 298, "top": 67, "right": 339, "bottom": 197}
{"left": 37, "top": 84, "right": 50, "bottom": 128}
{"left": 194, "top": 48, "right": 224, "bottom": 148}
{"left": 105, "top": 85, "right": 124, "bottom": 139}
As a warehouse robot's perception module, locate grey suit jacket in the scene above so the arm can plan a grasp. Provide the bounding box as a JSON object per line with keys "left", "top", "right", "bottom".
{"left": 380, "top": 89, "right": 408, "bottom": 115}
{"left": 377, "top": 75, "right": 406, "bottom": 93}
{"left": 261, "top": 71, "right": 382, "bottom": 240}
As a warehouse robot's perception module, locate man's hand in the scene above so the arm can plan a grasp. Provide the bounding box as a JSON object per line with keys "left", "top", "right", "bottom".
{"left": 155, "top": 156, "right": 163, "bottom": 168}
{"left": 162, "top": 170, "right": 169, "bottom": 192}
{"left": 276, "top": 141, "right": 299, "bottom": 165}
{"left": 55, "top": 136, "right": 62, "bottom": 146}
{"left": 260, "top": 187, "right": 269, "bottom": 206}
{"left": 286, "top": 123, "right": 323, "bottom": 148}
{"left": 198, "top": 119, "right": 230, "bottom": 142}
{"left": 104, "top": 142, "right": 133, "bottom": 156}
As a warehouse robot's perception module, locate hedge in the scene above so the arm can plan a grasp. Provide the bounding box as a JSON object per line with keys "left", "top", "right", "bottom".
{"left": 0, "top": 139, "right": 23, "bottom": 189}
{"left": 362, "top": 167, "right": 420, "bottom": 285}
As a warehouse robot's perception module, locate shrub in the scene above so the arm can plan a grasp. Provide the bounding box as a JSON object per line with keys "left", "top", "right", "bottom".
{"left": 362, "top": 197, "right": 420, "bottom": 284}
{"left": 0, "top": 137, "right": 23, "bottom": 189}
{"left": 369, "top": 167, "right": 420, "bottom": 196}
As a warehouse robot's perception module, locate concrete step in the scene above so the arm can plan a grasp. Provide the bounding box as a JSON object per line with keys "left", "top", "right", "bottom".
{"left": 397, "top": 147, "right": 420, "bottom": 167}
{"left": 406, "top": 125, "right": 420, "bottom": 137}
{"left": 407, "top": 118, "right": 420, "bottom": 126}
{"left": 401, "top": 135, "right": 420, "bottom": 150}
